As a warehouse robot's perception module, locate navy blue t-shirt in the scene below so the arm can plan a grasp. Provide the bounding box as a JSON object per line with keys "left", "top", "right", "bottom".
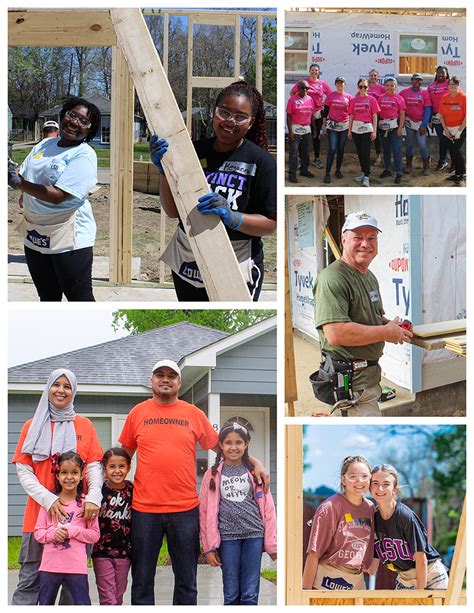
{"left": 374, "top": 501, "right": 440, "bottom": 571}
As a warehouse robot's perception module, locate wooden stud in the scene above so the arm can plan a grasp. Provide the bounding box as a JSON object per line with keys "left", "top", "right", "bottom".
{"left": 286, "top": 426, "right": 304, "bottom": 605}
{"left": 444, "top": 496, "right": 466, "bottom": 605}
{"left": 192, "top": 14, "right": 237, "bottom": 26}
{"left": 234, "top": 15, "right": 241, "bottom": 79}
{"left": 109, "top": 46, "right": 134, "bottom": 283}
{"left": 256, "top": 16, "right": 263, "bottom": 93}
{"left": 160, "top": 11, "right": 170, "bottom": 284}
{"left": 285, "top": 231, "right": 298, "bottom": 415}
{"left": 8, "top": 9, "right": 117, "bottom": 46}
{"left": 190, "top": 76, "right": 237, "bottom": 90}
{"left": 110, "top": 8, "right": 251, "bottom": 301}
{"left": 412, "top": 319, "right": 466, "bottom": 338}
{"left": 186, "top": 15, "right": 194, "bottom": 135}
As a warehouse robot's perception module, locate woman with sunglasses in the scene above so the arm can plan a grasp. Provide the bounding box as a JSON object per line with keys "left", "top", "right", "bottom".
{"left": 8, "top": 97, "right": 101, "bottom": 301}
{"left": 149, "top": 81, "right": 276, "bottom": 301}
{"left": 303, "top": 455, "right": 376, "bottom": 591}
{"left": 370, "top": 464, "right": 448, "bottom": 590}
{"left": 348, "top": 79, "right": 380, "bottom": 187}
{"left": 439, "top": 77, "right": 466, "bottom": 186}
{"left": 377, "top": 77, "right": 406, "bottom": 185}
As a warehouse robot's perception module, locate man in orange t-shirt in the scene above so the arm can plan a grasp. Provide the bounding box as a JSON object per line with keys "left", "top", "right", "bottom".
{"left": 119, "top": 359, "right": 268, "bottom": 605}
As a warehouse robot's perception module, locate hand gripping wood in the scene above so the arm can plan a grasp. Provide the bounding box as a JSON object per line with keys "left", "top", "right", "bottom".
{"left": 110, "top": 8, "right": 251, "bottom": 301}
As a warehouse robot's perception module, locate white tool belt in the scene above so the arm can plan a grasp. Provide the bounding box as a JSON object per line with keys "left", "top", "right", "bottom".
{"left": 313, "top": 109, "right": 322, "bottom": 120}
{"left": 444, "top": 125, "right": 463, "bottom": 139}
{"left": 17, "top": 208, "right": 76, "bottom": 253}
{"left": 292, "top": 124, "right": 311, "bottom": 135}
{"left": 379, "top": 117, "right": 399, "bottom": 131}
{"left": 352, "top": 120, "right": 374, "bottom": 134}
{"left": 431, "top": 112, "right": 442, "bottom": 125}
{"left": 327, "top": 119, "right": 349, "bottom": 132}
{"left": 404, "top": 117, "right": 422, "bottom": 131}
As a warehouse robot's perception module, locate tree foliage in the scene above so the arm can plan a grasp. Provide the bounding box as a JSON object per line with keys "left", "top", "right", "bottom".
{"left": 112, "top": 309, "right": 275, "bottom": 334}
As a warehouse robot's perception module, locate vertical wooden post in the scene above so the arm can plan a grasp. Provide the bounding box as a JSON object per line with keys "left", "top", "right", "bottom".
{"left": 256, "top": 16, "right": 263, "bottom": 93}
{"left": 160, "top": 11, "right": 170, "bottom": 285}
{"left": 285, "top": 229, "right": 298, "bottom": 416}
{"left": 234, "top": 14, "right": 241, "bottom": 79}
{"left": 110, "top": 45, "right": 134, "bottom": 283}
{"left": 286, "top": 426, "right": 304, "bottom": 604}
{"left": 444, "top": 495, "right": 466, "bottom": 605}
{"left": 186, "top": 15, "right": 194, "bottom": 134}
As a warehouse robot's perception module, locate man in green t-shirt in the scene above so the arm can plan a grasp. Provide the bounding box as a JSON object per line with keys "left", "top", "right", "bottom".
{"left": 314, "top": 211, "right": 413, "bottom": 416}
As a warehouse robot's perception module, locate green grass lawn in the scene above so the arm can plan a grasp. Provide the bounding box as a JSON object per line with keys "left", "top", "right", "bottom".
{"left": 10, "top": 144, "right": 151, "bottom": 168}
{"left": 261, "top": 569, "right": 277, "bottom": 584}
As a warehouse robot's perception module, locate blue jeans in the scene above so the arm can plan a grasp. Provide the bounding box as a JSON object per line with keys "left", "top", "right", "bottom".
{"left": 288, "top": 132, "right": 311, "bottom": 176}
{"left": 405, "top": 127, "right": 429, "bottom": 159}
{"left": 381, "top": 128, "right": 402, "bottom": 173}
{"left": 38, "top": 572, "right": 90, "bottom": 605}
{"left": 131, "top": 507, "right": 200, "bottom": 605}
{"left": 326, "top": 129, "right": 348, "bottom": 173}
{"left": 218, "top": 537, "right": 264, "bottom": 605}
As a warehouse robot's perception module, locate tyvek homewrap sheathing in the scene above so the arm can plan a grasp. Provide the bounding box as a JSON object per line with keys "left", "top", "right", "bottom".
{"left": 285, "top": 11, "right": 466, "bottom": 96}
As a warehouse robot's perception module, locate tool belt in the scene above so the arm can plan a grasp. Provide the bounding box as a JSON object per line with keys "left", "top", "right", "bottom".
{"left": 309, "top": 353, "right": 378, "bottom": 405}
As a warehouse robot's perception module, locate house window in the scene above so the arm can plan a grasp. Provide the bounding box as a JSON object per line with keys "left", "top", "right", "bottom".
{"left": 88, "top": 416, "right": 112, "bottom": 452}
{"left": 399, "top": 34, "right": 438, "bottom": 76}
{"left": 285, "top": 30, "right": 309, "bottom": 73}
{"left": 101, "top": 116, "right": 111, "bottom": 144}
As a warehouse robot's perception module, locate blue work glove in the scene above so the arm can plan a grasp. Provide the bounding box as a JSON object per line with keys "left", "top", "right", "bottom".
{"left": 8, "top": 160, "right": 22, "bottom": 189}
{"left": 149, "top": 134, "right": 169, "bottom": 175}
{"left": 197, "top": 192, "right": 243, "bottom": 230}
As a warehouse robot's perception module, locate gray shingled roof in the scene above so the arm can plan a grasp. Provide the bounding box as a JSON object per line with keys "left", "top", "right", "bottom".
{"left": 8, "top": 322, "right": 229, "bottom": 387}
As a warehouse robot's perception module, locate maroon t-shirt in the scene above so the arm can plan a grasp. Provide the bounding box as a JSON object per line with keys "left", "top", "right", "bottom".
{"left": 307, "top": 493, "right": 374, "bottom": 571}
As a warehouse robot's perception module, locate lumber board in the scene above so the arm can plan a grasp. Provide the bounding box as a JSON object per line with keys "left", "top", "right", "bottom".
{"left": 191, "top": 76, "right": 237, "bottom": 90}
{"left": 286, "top": 426, "right": 304, "bottom": 605}
{"left": 445, "top": 497, "right": 466, "bottom": 605}
{"left": 192, "top": 14, "right": 237, "bottom": 26}
{"left": 285, "top": 231, "right": 298, "bottom": 412}
{"left": 411, "top": 332, "right": 466, "bottom": 351}
{"left": 109, "top": 46, "right": 134, "bottom": 283}
{"left": 256, "top": 17, "right": 263, "bottom": 92}
{"left": 324, "top": 226, "right": 342, "bottom": 259}
{"left": 412, "top": 319, "right": 466, "bottom": 339}
{"left": 8, "top": 10, "right": 117, "bottom": 46}
{"left": 110, "top": 8, "right": 251, "bottom": 301}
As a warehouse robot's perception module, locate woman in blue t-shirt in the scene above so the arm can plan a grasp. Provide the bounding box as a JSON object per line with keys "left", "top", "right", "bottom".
{"left": 148, "top": 81, "right": 276, "bottom": 302}
{"left": 8, "top": 96, "right": 101, "bottom": 301}
{"left": 370, "top": 464, "right": 448, "bottom": 589}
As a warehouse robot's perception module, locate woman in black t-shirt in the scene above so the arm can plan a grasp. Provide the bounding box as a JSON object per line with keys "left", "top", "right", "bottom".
{"left": 370, "top": 464, "right": 448, "bottom": 589}
{"left": 149, "top": 81, "right": 276, "bottom": 301}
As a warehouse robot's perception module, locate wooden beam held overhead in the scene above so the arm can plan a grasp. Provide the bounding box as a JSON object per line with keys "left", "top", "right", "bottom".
{"left": 110, "top": 8, "right": 251, "bottom": 301}
{"left": 8, "top": 10, "right": 117, "bottom": 46}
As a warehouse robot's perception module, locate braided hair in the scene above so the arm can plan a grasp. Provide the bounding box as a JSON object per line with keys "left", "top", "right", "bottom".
{"left": 209, "top": 419, "right": 255, "bottom": 490}
{"left": 214, "top": 81, "right": 269, "bottom": 150}
{"left": 435, "top": 65, "right": 450, "bottom": 81}
{"left": 59, "top": 96, "right": 101, "bottom": 142}
{"left": 53, "top": 451, "right": 86, "bottom": 505}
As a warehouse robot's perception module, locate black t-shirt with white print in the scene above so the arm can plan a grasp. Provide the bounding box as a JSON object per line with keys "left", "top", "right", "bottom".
{"left": 92, "top": 480, "right": 133, "bottom": 559}
{"left": 189, "top": 137, "right": 276, "bottom": 259}
{"left": 374, "top": 501, "right": 441, "bottom": 571}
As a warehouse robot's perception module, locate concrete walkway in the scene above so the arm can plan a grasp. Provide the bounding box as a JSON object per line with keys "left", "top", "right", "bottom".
{"left": 8, "top": 564, "right": 276, "bottom": 605}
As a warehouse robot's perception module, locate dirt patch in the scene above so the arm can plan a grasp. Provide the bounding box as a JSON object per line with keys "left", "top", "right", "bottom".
{"left": 285, "top": 137, "right": 466, "bottom": 187}
{"left": 8, "top": 187, "right": 277, "bottom": 284}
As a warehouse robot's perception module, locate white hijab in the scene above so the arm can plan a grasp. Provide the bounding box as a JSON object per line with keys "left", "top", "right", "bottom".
{"left": 21, "top": 368, "right": 78, "bottom": 462}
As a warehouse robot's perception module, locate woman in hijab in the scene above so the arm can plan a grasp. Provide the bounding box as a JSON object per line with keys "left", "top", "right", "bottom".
{"left": 11, "top": 369, "right": 104, "bottom": 605}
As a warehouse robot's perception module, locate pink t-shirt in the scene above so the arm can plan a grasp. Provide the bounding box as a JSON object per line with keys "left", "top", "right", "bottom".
{"left": 378, "top": 93, "right": 406, "bottom": 120}
{"left": 427, "top": 80, "right": 450, "bottom": 113}
{"left": 35, "top": 499, "right": 100, "bottom": 574}
{"left": 325, "top": 91, "right": 354, "bottom": 122}
{"left": 399, "top": 87, "right": 431, "bottom": 122}
{"left": 307, "top": 493, "right": 375, "bottom": 571}
{"left": 367, "top": 83, "right": 386, "bottom": 99}
{"left": 291, "top": 79, "right": 332, "bottom": 111}
{"left": 286, "top": 94, "right": 316, "bottom": 126}
{"left": 349, "top": 95, "right": 380, "bottom": 123}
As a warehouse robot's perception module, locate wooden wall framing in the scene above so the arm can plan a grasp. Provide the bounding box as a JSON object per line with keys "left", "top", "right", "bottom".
{"left": 8, "top": 8, "right": 275, "bottom": 292}
{"left": 286, "top": 426, "right": 466, "bottom": 605}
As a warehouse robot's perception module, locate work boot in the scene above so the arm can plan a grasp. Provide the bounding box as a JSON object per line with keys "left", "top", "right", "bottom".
{"left": 394, "top": 173, "right": 402, "bottom": 184}
{"left": 404, "top": 156, "right": 413, "bottom": 174}
{"left": 288, "top": 174, "right": 298, "bottom": 184}
{"left": 379, "top": 169, "right": 393, "bottom": 179}
{"left": 300, "top": 170, "right": 315, "bottom": 178}
{"left": 422, "top": 156, "right": 431, "bottom": 176}
{"left": 436, "top": 160, "right": 448, "bottom": 171}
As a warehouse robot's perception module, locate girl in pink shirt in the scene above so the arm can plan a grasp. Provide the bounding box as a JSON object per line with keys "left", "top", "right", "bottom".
{"left": 303, "top": 455, "right": 375, "bottom": 591}
{"left": 367, "top": 69, "right": 386, "bottom": 166}
{"left": 291, "top": 64, "right": 332, "bottom": 168}
{"left": 322, "top": 76, "right": 353, "bottom": 183}
{"left": 377, "top": 77, "right": 406, "bottom": 184}
{"left": 348, "top": 78, "right": 380, "bottom": 187}
{"left": 199, "top": 421, "right": 276, "bottom": 605}
{"left": 34, "top": 451, "right": 100, "bottom": 605}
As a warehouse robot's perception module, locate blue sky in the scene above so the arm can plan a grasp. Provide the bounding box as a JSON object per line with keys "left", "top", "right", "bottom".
{"left": 302, "top": 425, "right": 440, "bottom": 493}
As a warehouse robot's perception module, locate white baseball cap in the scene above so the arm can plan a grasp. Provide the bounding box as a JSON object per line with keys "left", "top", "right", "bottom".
{"left": 342, "top": 211, "right": 382, "bottom": 233}
{"left": 43, "top": 120, "right": 59, "bottom": 129}
{"left": 151, "top": 359, "right": 181, "bottom": 377}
